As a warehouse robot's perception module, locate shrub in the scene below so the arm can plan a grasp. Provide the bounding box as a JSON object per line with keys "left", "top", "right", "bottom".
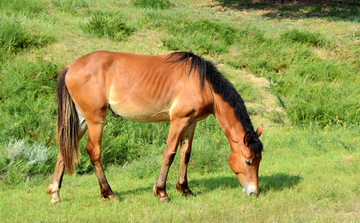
{"left": 52, "top": 0, "right": 92, "bottom": 13}
{"left": 287, "top": 81, "right": 360, "bottom": 126}
{"left": 0, "top": 60, "right": 59, "bottom": 145}
{"left": 0, "top": 14, "right": 55, "bottom": 54}
{"left": 132, "top": 0, "right": 173, "bottom": 9}
{"left": 281, "top": 29, "right": 328, "bottom": 47}
{"left": 0, "top": 0, "right": 45, "bottom": 15}
{"left": 0, "top": 139, "right": 56, "bottom": 184}
{"left": 84, "top": 12, "right": 136, "bottom": 41}
{"left": 163, "top": 19, "right": 239, "bottom": 54}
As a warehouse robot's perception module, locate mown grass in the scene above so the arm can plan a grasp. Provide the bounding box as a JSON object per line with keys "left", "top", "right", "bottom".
{"left": 0, "top": 0, "right": 359, "bottom": 221}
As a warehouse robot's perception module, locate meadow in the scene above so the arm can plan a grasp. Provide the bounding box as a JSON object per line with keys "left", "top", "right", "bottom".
{"left": 0, "top": 0, "right": 359, "bottom": 222}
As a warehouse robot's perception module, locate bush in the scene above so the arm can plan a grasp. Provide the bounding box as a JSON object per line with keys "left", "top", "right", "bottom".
{"left": 0, "top": 60, "right": 59, "bottom": 145}
{"left": 287, "top": 81, "right": 360, "bottom": 126}
{"left": 0, "top": 0, "right": 45, "bottom": 15}
{"left": 132, "top": 0, "right": 173, "bottom": 9}
{"left": 281, "top": 29, "right": 328, "bottom": 47}
{"left": 0, "top": 139, "right": 56, "bottom": 184}
{"left": 52, "top": 0, "right": 92, "bottom": 13}
{"left": 0, "top": 14, "right": 55, "bottom": 54}
{"left": 84, "top": 12, "right": 136, "bottom": 41}
{"left": 163, "top": 19, "right": 239, "bottom": 54}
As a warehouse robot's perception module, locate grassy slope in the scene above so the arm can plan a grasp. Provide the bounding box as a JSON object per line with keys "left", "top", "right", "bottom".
{"left": 0, "top": 0, "right": 359, "bottom": 222}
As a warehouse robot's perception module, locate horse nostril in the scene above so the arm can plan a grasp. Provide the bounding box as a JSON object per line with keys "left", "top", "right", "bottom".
{"left": 249, "top": 192, "right": 255, "bottom": 196}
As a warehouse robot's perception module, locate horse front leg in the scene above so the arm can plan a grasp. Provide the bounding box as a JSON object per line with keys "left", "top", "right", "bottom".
{"left": 176, "top": 123, "right": 196, "bottom": 197}
{"left": 153, "top": 118, "right": 190, "bottom": 202}
{"left": 86, "top": 122, "right": 119, "bottom": 201}
{"left": 46, "top": 153, "right": 65, "bottom": 203}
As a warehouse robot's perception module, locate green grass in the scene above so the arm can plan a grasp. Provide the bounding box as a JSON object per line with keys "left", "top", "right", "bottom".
{"left": 0, "top": 0, "right": 359, "bottom": 221}
{"left": 1, "top": 126, "right": 359, "bottom": 222}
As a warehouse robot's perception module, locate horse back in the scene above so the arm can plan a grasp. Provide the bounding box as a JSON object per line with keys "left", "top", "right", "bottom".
{"left": 64, "top": 51, "right": 214, "bottom": 123}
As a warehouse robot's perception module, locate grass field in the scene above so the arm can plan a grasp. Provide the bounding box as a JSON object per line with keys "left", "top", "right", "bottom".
{"left": 0, "top": 0, "right": 359, "bottom": 222}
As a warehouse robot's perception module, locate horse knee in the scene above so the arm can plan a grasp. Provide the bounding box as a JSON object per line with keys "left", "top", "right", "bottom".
{"left": 86, "top": 142, "right": 101, "bottom": 162}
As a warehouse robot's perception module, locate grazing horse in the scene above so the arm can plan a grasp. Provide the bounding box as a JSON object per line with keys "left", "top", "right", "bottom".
{"left": 46, "top": 51, "right": 263, "bottom": 203}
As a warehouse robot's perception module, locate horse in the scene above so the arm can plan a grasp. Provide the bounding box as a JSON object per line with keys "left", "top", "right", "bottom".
{"left": 46, "top": 51, "right": 263, "bottom": 203}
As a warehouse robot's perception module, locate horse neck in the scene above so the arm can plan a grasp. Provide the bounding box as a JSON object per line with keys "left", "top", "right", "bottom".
{"left": 213, "top": 93, "right": 245, "bottom": 148}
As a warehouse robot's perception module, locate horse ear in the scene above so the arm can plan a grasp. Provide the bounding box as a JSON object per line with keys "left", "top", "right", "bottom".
{"left": 256, "top": 124, "right": 263, "bottom": 137}
{"left": 244, "top": 131, "right": 252, "bottom": 145}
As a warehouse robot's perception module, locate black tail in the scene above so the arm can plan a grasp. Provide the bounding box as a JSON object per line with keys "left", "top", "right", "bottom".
{"left": 56, "top": 66, "right": 80, "bottom": 175}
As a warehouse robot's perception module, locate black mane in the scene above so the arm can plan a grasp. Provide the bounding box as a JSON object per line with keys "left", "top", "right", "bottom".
{"left": 166, "top": 52, "right": 263, "bottom": 155}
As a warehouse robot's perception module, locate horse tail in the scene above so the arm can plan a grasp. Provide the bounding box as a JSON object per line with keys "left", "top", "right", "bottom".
{"left": 56, "top": 66, "right": 79, "bottom": 175}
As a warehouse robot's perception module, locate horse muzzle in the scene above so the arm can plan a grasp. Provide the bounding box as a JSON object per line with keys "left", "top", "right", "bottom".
{"left": 242, "top": 183, "right": 259, "bottom": 196}
{"left": 236, "top": 173, "right": 259, "bottom": 196}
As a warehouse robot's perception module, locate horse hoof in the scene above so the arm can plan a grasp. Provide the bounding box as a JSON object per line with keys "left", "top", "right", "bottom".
{"left": 109, "top": 194, "right": 120, "bottom": 201}
{"left": 182, "top": 191, "right": 195, "bottom": 197}
{"left": 102, "top": 193, "right": 120, "bottom": 201}
{"left": 51, "top": 198, "right": 61, "bottom": 204}
{"left": 159, "top": 197, "right": 171, "bottom": 202}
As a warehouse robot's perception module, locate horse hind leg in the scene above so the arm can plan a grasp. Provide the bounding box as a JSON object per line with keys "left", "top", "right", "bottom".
{"left": 46, "top": 153, "right": 65, "bottom": 203}
{"left": 76, "top": 105, "right": 88, "bottom": 139}
{"left": 46, "top": 107, "right": 88, "bottom": 203}
{"left": 176, "top": 123, "right": 196, "bottom": 197}
{"left": 86, "top": 122, "right": 119, "bottom": 201}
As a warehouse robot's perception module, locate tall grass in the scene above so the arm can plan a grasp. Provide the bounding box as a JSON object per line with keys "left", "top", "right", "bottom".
{"left": 162, "top": 19, "right": 239, "bottom": 54}
{"left": 281, "top": 29, "right": 329, "bottom": 47}
{"left": 131, "top": 0, "right": 173, "bottom": 9}
{"left": 0, "top": 14, "right": 55, "bottom": 56}
{"left": 83, "top": 11, "right": 136, "bottom": 41}
{"left": 51, "top": 0, "right": 92, "bottom": 13}
{"left": 0, "top": 0, "right": 45, "bottom": 15}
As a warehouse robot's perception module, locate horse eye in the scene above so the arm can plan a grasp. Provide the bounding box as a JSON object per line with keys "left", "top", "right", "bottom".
{"left": 245, "top": 160, "right": 251, "bottom": 166}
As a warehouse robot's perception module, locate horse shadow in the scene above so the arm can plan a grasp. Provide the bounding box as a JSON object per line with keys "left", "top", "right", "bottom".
{"left": 115, "top": 173, "right": 302, "bottom": 198}
{"left": 189, "top": 173, "right": 302, "bottom": 195}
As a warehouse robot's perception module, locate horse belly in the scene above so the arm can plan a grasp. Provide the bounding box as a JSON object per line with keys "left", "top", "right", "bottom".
{"left": 108, "top": 100, "right": 170, "bottom": 122}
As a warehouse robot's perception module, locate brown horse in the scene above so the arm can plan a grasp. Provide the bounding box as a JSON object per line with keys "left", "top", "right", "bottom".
{"left": 46, "top": 51, "right": 263, "bottom": 203}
